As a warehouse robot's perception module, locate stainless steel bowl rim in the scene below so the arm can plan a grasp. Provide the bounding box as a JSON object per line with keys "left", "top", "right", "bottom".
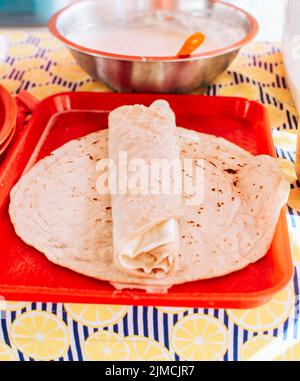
{"left": 48, "top": 0, "right": 259, "bottom": 63}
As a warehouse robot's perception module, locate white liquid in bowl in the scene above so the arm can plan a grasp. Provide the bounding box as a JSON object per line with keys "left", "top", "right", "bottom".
{"left": 66, "top": 11, "right": 246, "bottom": 57}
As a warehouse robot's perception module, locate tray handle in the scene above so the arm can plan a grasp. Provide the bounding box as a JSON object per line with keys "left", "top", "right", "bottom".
{"left": 15, "top": 90, "right": 40, "bottom": 129}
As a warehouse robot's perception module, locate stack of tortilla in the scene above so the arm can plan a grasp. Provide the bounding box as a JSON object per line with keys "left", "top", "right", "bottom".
{"left": 9, "top": 101, "right": 290, "bottom": 292}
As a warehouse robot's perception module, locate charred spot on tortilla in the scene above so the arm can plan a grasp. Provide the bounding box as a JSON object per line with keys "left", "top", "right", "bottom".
{"left": 224, "top": 168, "right": 238, "bottom": 174}
{"left": 208, "top": 160, "right": 217, "bottom": 167}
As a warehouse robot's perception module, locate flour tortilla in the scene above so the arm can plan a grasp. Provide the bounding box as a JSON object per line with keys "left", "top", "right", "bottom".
{"left": 9, "top": 127, "right": 290, "bottom": 292}
{"left": 108, "top": 100, "right": 183, "bottom": 278}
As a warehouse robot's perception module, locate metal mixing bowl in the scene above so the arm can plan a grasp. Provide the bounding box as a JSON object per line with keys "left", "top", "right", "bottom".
{"left": 49, "top": 0, "right": 258, "bottom": 93}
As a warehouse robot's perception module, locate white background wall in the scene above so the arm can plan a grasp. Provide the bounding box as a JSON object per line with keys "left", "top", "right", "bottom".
{"left": 226, "top": 0, "right": 285, "bottom": 41}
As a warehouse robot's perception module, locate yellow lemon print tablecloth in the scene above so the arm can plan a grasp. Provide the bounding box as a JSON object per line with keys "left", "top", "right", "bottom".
{"left": 0, "top": 31, "right": 299, "bottom": 361}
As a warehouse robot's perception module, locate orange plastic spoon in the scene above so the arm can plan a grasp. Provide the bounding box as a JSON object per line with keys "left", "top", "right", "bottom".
{"left": 177, "top": 32, "right": 206, "bottom": 58}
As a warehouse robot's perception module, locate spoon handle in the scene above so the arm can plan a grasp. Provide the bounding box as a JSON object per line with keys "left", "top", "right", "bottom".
{"left": 177, "top": 32, "right": 206, "bottom": 58}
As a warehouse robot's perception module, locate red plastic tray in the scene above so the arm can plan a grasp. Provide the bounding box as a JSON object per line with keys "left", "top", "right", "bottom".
{"left": 0, "top": 84, "right": 17, "bottom": 145}
{"left": 0, "top": 92, "right": 293, "bottom": 308}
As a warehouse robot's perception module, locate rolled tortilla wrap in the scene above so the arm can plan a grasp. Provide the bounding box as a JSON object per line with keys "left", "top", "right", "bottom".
{"left": 108, "top": 100, "right": 184, "bottom": 278}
